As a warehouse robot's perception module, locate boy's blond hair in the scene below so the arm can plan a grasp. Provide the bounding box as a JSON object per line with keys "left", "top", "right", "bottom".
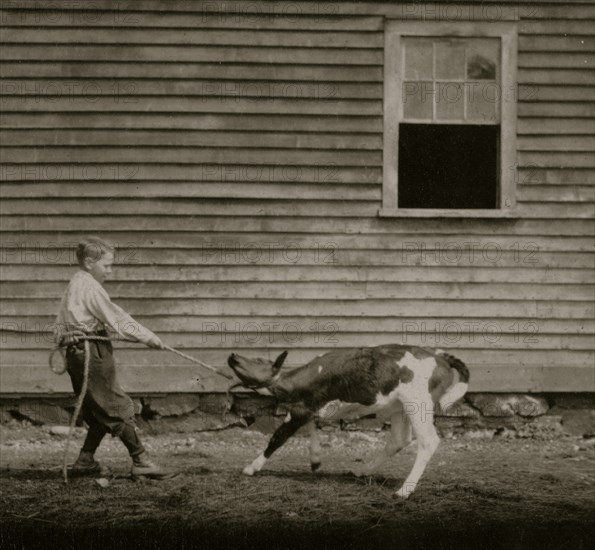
{"left": 76, "top": 236, "right": 114, "bottom": 267}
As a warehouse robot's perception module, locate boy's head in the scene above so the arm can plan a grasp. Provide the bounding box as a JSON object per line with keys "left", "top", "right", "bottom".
{"left": 76, "top": 236, "right": 114, "bottom": 284}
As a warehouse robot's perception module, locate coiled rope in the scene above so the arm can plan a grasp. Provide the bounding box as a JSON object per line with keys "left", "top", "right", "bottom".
{"left": 60, "top": 337, "right": 91, "bottom": 484}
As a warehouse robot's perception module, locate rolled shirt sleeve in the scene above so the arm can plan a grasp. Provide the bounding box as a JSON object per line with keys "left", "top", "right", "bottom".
{"left": 86, "top": 283, "right": 158, "bottom": 345}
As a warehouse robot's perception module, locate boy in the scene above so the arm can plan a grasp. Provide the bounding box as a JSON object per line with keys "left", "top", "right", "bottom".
{"left": 55, "top": 236, "right": 175, "bottom": 479}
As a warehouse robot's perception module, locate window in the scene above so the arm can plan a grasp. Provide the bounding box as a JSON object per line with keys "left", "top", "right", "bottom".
{"left": 381, "top": 22, "right": 518, "bottom": 218}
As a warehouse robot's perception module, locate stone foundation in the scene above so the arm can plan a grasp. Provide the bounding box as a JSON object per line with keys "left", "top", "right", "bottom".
{"left": 1, "top": 393, "right": 593, "bottom": 438}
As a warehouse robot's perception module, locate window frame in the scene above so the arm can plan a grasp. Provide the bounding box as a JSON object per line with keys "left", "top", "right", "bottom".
{"left": 380, "top": 21, "right": 518, "bottom": 219}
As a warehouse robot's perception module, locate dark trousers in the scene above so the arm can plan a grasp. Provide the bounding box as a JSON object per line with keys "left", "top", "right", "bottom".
{"left": 67, "top": 335, "right": 144, "bottom": 457}
{"left": 80, "top": 414, "right": 144, "bottom": 457}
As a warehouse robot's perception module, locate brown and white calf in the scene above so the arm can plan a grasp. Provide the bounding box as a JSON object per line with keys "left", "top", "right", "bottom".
{"left": 227, "top": 344, "right": 469, "bottom": 499}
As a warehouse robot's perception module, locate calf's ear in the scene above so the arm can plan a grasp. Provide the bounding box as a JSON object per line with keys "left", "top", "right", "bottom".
{"left": 272, "top": 350, "right": 289, "bottom": 372}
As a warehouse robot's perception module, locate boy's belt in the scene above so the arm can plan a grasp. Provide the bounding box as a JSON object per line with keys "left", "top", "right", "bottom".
{"left": 85, "top": 330, "right": 108, "bottom": 337}
{"left": 67, "top": 330, "right": 109, "bottom": 351}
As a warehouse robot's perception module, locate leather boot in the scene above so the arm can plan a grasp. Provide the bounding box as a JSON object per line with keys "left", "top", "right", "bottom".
{"left": 131, "top": 453, "right": 178, "bottom": 480}
{"left": 72, "top": 451, "right": 101, "bottom": 475}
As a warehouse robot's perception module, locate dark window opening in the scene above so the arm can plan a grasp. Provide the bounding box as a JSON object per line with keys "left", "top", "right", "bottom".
{"left": 398, "top": 123, "right": 499, "bottom": 209}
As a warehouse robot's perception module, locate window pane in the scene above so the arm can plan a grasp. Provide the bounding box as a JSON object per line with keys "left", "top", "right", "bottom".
{"left": 404, "top": 39, "right": 433, "bottom": 80}
{"left": 467, "top": 39, "right": 499, "bottom": 80}
{"left": 403, "top": 81, "right": 433, "bottom": 119}
{"left": 437, "top": 82, "right": 464, "bottom": 120}
{"left": 467, "top": 83, "right": 498, "bottom": 121}
{"left": 435, "top": 42, "right": 466, "bottom": 79}
{"left": 398, "top": 123, "right": 499, "bottom": 209}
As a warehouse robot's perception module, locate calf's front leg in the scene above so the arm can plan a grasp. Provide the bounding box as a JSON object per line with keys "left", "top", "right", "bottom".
{"left": 243, "top": 413, "right": 312, "bottom": 476}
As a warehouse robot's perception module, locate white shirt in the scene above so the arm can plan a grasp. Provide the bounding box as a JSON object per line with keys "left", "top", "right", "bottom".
{"left": 55, "top": 270, "right": 156, "bottom": 345}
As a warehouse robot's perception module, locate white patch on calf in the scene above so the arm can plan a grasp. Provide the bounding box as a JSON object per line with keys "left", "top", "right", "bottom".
{"left": 375, "top": 352, "right": 437, "bottom": 407}
{"left": 397, "top": 352, "right": 436, "bottom": 393}
{"left": 318, "top": 365, "right": 323, "bottom": 373}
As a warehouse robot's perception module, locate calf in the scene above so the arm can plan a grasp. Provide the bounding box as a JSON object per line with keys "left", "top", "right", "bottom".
{"left": 227, "top": 344, "right": 469, "bottom": 499}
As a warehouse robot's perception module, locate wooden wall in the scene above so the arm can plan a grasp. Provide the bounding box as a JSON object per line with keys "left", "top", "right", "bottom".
{"left": 0, "top": 0, "right": 593, "bottom": 394}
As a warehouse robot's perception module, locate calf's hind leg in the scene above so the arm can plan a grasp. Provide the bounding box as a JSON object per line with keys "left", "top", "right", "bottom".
{"left": 395, "top": 397, "right": 440, "bottom": 499}
{"left": 243, "top": 413, "right": 312, "bottom": 476}
{"left": 353, "top": 407, "right": 412, "bottom": 477}
{"left": 307, "top": 419, "right": 322, "bottom": 471}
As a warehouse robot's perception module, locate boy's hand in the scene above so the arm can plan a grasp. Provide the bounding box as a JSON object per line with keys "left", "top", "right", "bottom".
{"left": 147, "top": 335, "right": 165, "bottom": 350}
{"left": 60, "top": 330, "right": 86, "bottom": 347}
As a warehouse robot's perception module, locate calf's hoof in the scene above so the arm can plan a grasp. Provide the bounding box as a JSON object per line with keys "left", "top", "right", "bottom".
{"left": 310, "top": 461, "right": 321, "bottom": 472}
{"left": 242, "top": 465, "right": 256, "bottom": 476}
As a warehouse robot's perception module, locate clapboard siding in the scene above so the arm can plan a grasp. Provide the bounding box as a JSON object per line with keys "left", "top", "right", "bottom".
{"left": 0, "top": 147, "right": 383, "bottom": 165}
{"left": 0, "top": 63, "right": 384, "bottom": 81}
{"left": 0, "top": 130, "right": 385, "bottom": 148}
{"left": 3, "top": 336, "right": 594, "bottom": 353}
{"left": 1, "top": 81, "right": 594, "bottom": 101}
{"left": 5, "top": 299, "right": 592, "bottom": 320}
{"left": 0, "top": 113, "right": 384, "bottom": 133}
{"left": 2, "top": 182, "right": 594, "bottom": 202}
{"left": 519, "top": 35, "right": 595, "bottom": 51}
{"left": 1, "top": 0, "right": 594, "bottom": 394}
{"left": 2, "top": 199, "right": 594, "bottom": 218}
{"left": 519, "top": 119, "right": 595, "bottom": 134}
{"left": 1, "top": 63, "right": 591, "bottom": 83}
{"left": 518, "top": 136, "right": 595, "bottom": 151}
{"left": 518, "top": 103, "right": 593, "bottom": 118}
{"left": 2, "top": 166, "right": 592, "bottom": 185}
{"left": 2, "top": 215, "right": 592, "bottom": 233}
{"left": 0, "top": 81, "right": 385, "bottom": 99}
{"left": 0, "top": 98, "right": 382, "bottom": 116}
{"left": 518, "top": 69, "right": 594, "bottom": 85}
{"left": 3, "top": 0, "right": 594, "bottom": 15}
{"left": 1, "top": 232, "right": 593, "bottom": 251}
{"left": 1, "top": 166, "right": 381, "bottom": 184}
{"left": 3, "top": 280, "right": 593, "bottom": 301}
{"left": 2, "top": 183, "right": 594, "bottom": 201}
{"left": 1, "top": 248, "right": 593, "bottom": 269}
{"left": 2, "top": 265, "right": 594, "bottom": 284}
{"left": 4, "top": 315, "right": 593, "bottom": 335}
{"left": 0, "top": 11, "right": 386, "bottom": 31}
{"left": 2, "top": 349, "right": 594, "bottom": 370}
{"left": 0, "top": 29, "right": 386, "bottom": 47}
{"left": 0, "top": 45, "right": 383, "bottom": 65}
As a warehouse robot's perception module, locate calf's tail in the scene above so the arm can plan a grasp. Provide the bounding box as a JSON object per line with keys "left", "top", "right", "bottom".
{"left": 435, "top": 350, "right": 470, "bottom": 410}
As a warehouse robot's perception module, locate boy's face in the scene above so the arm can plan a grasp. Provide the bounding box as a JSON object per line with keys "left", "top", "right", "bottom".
{"left": 84, "top": 252, "right": 114, "bottom": 284}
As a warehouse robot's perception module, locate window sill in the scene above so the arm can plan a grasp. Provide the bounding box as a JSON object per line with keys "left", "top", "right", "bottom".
{"left": 378, "top": 208, "right": 518, "bottom": 219}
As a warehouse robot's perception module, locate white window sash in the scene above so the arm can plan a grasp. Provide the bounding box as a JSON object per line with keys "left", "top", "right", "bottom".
{"left": 381, "top": 21, "right": 518, "bottom": 218}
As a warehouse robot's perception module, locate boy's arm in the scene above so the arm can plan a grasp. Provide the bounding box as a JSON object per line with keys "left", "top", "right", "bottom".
{"left": 87, "top": 284, "right": 163, "bottom": 348}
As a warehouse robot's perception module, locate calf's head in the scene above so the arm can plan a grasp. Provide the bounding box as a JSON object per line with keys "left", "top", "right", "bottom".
{"left": 227, "top": 351, "right": 288, "bottom": 389}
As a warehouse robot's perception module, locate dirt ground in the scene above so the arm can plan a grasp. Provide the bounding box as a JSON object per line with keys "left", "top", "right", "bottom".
{"left": 0, "top": 422, "right": 593, "bottom": 550}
